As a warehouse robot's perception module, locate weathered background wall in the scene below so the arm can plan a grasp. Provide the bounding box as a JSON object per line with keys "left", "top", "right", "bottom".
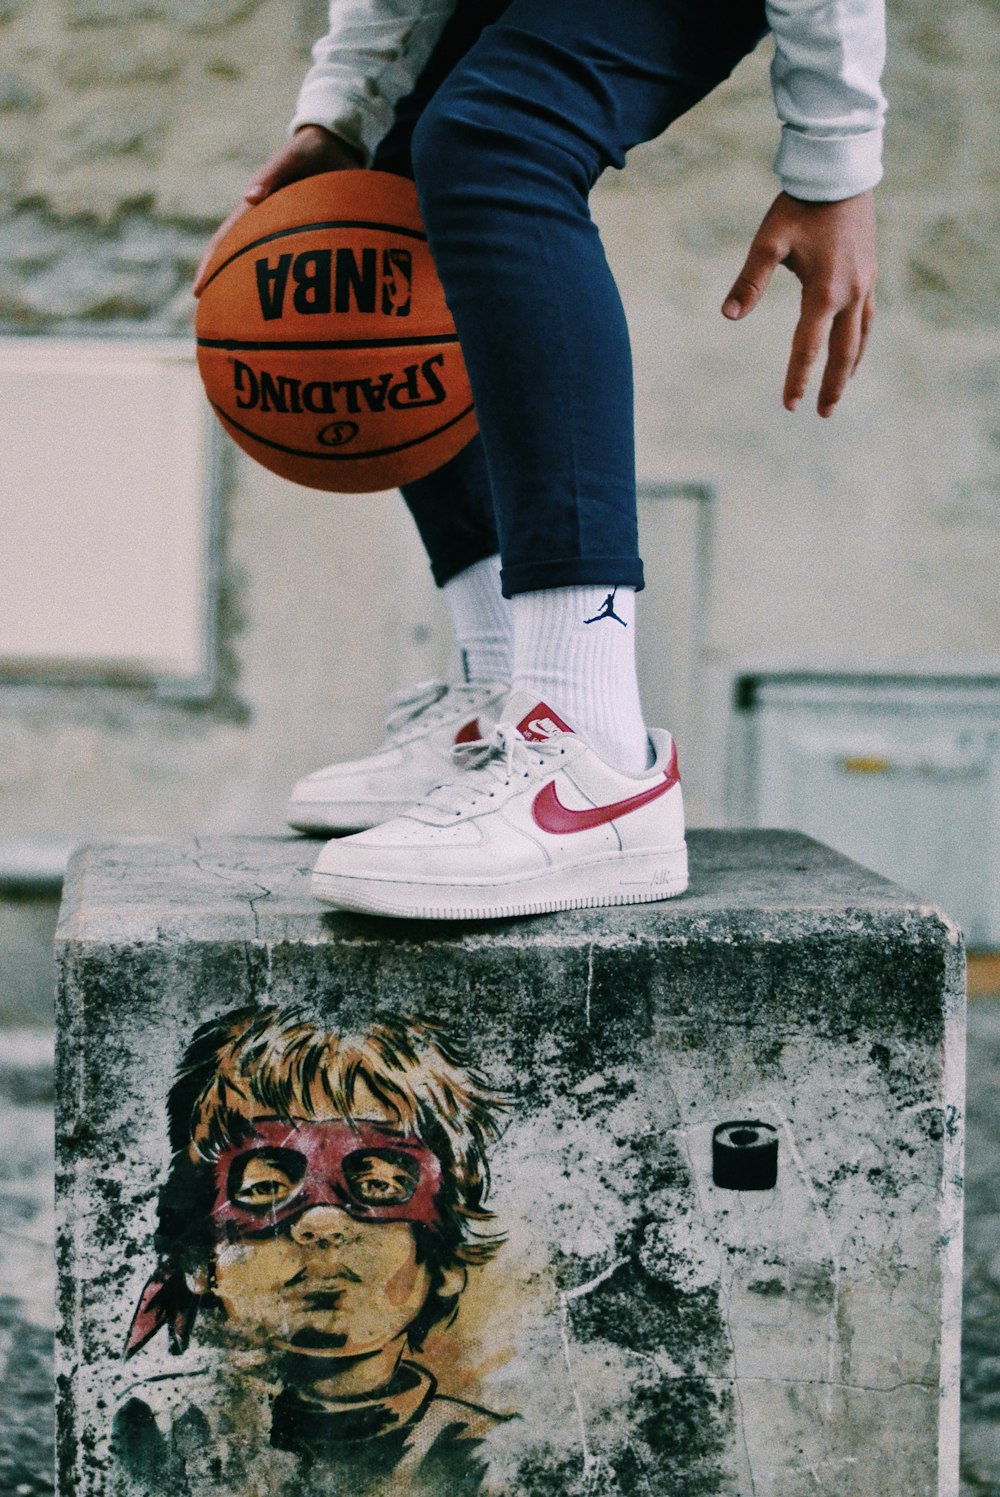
{"left": 1, "top": 10, "right": 999, "bottom": 1490}
{"left": 1, "top": 0, "right": 998, "bottom": 979}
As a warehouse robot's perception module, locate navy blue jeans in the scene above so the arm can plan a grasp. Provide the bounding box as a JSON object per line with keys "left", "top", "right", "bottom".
{"left": 374, "top": 0, "right": 767, "bottom": 597}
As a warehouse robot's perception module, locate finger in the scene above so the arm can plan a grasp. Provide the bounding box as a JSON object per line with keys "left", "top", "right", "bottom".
{"left": 192, "top": 132, "right": 364, "bottom": 297}
{"left": 193, "top": 144, "right": 312, "bottom": 295}
{"left": 246, "top": 148, "right": 308, "bottom": 203}
{"left": 783, "top": 294, "right": 835, "bottom": 411}
{"left": 850, "top": 292, "right": 876, "bottom": 377}
{"left": 722, "top": 239, "right": 782, "bottom": 320}
{"left": 192, "top": 199, "right": 255, "bottom": 296}
{"left": 816, "top": 305, "right": 864, "bottom": 417}
{"left": 250, "top": 128, "right": 362, "bottom": 203}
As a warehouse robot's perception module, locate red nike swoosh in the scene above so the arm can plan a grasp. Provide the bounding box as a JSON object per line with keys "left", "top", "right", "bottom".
{"left": 454, "top": 717, "right": 481, "bottom": 745}
{"left": 532, "top": 742, "right": 679, "bottom": 834}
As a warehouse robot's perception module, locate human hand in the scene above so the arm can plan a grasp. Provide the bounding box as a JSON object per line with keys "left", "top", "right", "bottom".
{"left": 193, "top": 125, "right": 364, "bottom": 296}
{"left": 721, "top": 190, "right": 876, "bottom": 417}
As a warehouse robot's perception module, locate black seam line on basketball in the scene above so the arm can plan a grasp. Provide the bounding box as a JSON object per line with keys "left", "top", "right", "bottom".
{"left": 199, "top": 219, "right": 428, "bottom": 295}
{"left": 211, "top": 400, "right": 475, "bottom": 460}
{"left": 197, "top": 334, "right": 460, "bottom": 351}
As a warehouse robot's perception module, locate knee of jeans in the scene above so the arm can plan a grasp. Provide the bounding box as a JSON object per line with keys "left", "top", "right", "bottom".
{"left": 411, "top": 92, "right": 492, "bottom": 211}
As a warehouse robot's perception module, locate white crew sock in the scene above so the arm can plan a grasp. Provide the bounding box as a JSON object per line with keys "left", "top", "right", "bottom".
{"left": 442, "top": 555, "right": 513, "bottom": 685}
{"left": 510, "top": 584, "right": 653, "bottom": 774}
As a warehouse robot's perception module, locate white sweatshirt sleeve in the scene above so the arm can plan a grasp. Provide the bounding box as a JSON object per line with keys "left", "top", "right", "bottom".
{"left": 292, "top": 0, "right": 886, "bottom": 199}
{"left": 290, "top": 0, "right": 457, "bottom": 164}
{"left": 766, "top": 0, "right": 887, "bottom": 201}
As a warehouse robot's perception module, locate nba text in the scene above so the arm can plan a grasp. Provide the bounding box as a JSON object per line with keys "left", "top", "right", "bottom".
{"left": 255, "top": 248, "right": 412, "bottom": 320}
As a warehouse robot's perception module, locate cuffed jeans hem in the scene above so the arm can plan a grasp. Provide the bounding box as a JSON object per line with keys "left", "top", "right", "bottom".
{"left": 430, "top": 539, "right": 506, "bottom": 589}
{"left": 499, "top": 556, "right": 645, "bottom": 599}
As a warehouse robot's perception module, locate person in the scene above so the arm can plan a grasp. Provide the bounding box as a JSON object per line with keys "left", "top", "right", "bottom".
{"left": 113, "top": 1006, "right": 511, "bottom": 1495}
{"left": 194, "top": 0, "right": 884, "bottom": 920}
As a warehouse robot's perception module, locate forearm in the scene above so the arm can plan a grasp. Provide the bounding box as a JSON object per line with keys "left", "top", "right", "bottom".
{"left": 291, "top": 0, "right": 458, "bottom": 164}
{"left": 766, "top": 0, "right": 887, "bottom": 201}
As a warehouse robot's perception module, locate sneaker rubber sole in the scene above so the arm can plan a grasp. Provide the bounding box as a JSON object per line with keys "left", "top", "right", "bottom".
{"left": 311, "top": 844, "right": 688, "bottom": 920}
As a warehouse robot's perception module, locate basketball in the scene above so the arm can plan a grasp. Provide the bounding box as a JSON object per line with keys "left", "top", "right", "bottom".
{"left": 194, "top": 170, "right": 478, "bottom": 493}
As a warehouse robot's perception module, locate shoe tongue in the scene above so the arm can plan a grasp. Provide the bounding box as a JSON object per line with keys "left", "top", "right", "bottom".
{"left": 501, "top": 693, "right": 576, "bottom": 742}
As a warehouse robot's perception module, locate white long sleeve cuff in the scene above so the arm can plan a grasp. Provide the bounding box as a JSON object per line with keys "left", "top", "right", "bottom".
{"left": 775, "top": 124, "right": 884, "bottom": 201}
{"left": 290, "top": 0, "right": 456, "bottom": 164}
{"left": 767, "top": 0, "right": 887, "bottom": 200}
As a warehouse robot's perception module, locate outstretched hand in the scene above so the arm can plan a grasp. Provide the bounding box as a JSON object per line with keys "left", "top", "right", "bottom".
{"left": 193, "top": 125, "right": 364, "bottom": 297}
{"left": 722, "top": 190, "right": 876, "bottom": 417}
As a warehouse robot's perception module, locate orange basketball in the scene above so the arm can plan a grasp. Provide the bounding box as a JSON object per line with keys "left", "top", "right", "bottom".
{"left": 195, "top": 170, "right": 478, "bottom": 493}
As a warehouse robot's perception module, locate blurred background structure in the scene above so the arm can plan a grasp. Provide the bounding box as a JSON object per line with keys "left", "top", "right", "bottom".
{"left": 0, "top": 1, "right": 998, "bottom": 1486}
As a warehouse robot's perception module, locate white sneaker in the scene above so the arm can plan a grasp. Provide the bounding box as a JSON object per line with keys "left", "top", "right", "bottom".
{"left": 311, "top": 692, "right": 688, "bottom": 919}
{"left": 287, "top": 679, "right": 508, "bottom": 834}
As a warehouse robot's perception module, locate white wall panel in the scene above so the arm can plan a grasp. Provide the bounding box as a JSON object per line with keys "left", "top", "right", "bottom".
{"left": 0, "top": 339, "right": 210, "bottom": 682}
{"left": 743, "top": 676, "right": 1000, "bottom": 945}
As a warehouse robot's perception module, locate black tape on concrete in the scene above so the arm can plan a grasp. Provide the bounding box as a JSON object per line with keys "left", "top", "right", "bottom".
{"left": 712, "top": 1120, "right": 779, "bottom": 1190}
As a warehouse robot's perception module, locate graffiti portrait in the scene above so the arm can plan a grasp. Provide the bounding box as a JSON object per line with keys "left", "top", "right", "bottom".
{"left": 112, "top": 1006, "right": 512, "bottom": 1496}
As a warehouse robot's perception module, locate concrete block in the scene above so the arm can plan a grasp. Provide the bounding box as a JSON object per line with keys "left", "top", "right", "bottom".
{"left": 55, "top": 831, "right": 965, "bottom": 1496}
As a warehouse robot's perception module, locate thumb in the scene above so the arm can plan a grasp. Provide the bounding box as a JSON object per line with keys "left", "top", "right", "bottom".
{"left": 243, "top": 144, "right": 313, "bottom": 206}
{"left": 243, "top": 162, "right": 291, "bottom": 205}
{"left": 722, "top": 239, "right": 781, "bottom": 320}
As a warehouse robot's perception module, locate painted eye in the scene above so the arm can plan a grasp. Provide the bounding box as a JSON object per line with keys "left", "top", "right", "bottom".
{"left": 230, "top": 1154, "right": 301, "bottom": 1210}
{"left": 343, "top": 1150, "right": 419, "bottom": 1206}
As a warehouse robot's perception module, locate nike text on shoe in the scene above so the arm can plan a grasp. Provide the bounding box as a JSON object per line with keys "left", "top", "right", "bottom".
{"left": 287, "top": 679, "right": 507, "bottom": 835}
{"left": 310, "top": 693, "right": 688, "bottom": 919}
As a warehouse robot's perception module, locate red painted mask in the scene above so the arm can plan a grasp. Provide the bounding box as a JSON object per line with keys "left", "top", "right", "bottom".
{"left": 210, "top": 1118, "right": 445, "bottom": 1239}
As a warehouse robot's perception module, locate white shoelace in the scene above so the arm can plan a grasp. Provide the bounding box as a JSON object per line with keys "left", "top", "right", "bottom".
{"left": 421, "top": 723, "right": 568, "bottom": 816}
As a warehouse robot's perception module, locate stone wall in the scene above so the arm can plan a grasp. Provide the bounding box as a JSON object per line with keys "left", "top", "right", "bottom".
{"left": 1, "top": 0, "right": 998, "bottom": 844}
{"left": 0, "top": 0, "right": 325, "bottom": 328}
{"left": 3, "top": 1, "right": 997, "bottom": 342}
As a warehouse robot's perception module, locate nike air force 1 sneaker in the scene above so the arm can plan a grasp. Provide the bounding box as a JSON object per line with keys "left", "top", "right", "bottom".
{"left": 310, "top": 692, "right": 688, "bottom": 918}
{"left": 287, "top": 679, "right": 508, "bottom": 834}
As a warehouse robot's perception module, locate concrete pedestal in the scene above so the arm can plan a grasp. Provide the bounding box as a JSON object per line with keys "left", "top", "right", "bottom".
{"left": 55, "top": 832, "right": 965, "bottom": 1497}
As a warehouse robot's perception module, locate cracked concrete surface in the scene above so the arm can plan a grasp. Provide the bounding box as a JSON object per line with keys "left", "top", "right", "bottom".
{"left": 47, "top": 833, "right": 965, "bottom": 1495}
{"left": 0, "top": 1007, "right": 991, "bottom": 1491}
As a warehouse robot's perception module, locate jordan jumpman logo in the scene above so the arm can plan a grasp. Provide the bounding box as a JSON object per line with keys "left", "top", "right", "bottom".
{"left": 583, "top": 587, "right": 627, "bottom": 627}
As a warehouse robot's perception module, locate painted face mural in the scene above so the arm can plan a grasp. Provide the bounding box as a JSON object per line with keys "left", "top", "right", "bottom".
{"left": 209, "top": 1118, "right": 447, "bottom": 1361}
{"left": 112, "top": 1007, "right": 511, "bottom": 1496}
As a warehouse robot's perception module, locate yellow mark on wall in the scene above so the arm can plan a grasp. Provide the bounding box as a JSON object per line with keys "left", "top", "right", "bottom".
{"left": 840, "top": 756, "right": 893, "bottom": 774}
